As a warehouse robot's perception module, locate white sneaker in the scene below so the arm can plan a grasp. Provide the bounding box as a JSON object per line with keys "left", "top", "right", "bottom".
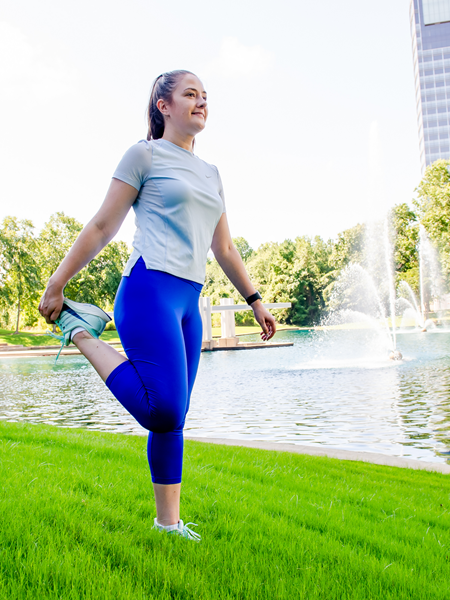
{"left": 153, "top": 518, "right": 201, "bottom": 542}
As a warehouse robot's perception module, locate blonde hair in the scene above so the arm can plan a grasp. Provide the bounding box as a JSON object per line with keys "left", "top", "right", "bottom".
{"left": 146, "top": 70, "right": 195, "bottom": 141}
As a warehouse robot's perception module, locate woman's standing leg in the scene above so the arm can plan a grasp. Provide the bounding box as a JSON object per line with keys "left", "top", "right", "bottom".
{"left": 179, "top": 282, "right": 204, "bottom": 427}
{"left": 107, "top": 260, "right": 202, "bottom": 525}
{"left": 152, "top": 281, "right": 203, "bottom": 524}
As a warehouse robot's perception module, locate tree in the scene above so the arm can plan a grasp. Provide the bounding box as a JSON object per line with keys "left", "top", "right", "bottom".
{"left": 246, "top": 237, "right": 333, "bottom": 326}
{"left": 414, "top": 159, "right": 450, "bottom": 280}
{"left": 38, "top": 212, "right": 83, "bottom": 283}
{"left": 73, "top": 241, "right": 130, "bottom": 309}
{"left": 203, "top": 259, "right": 255, "bottom": 326}
{"left": 232, "top": 237, "right": 254, "bottom": 262}
{"left": 38, "top": 212, "right": 130, "bottom": 311}
{"left": 0, "top": 217, "right": 41, "bottom": 332}
{"left": 390, "top": 203, "right": 419, "bottom": 294}
{"left": 203, "top": 237, "right": 256, "bottom": 325}
{"left": 328, "top": 223, "right": 365, "bottom": 273}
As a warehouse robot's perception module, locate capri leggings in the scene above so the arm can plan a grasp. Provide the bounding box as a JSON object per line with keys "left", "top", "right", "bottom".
{"left": 105, "top": 256, "right": 203, "bottom": 485}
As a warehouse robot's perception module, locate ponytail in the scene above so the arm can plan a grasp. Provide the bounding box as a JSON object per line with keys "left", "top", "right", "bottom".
{"left": 146, "top": 70, "right": 194, "bottom": 141}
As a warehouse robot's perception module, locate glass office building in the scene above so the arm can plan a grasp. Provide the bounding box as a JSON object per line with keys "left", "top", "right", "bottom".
{"left": 410, "top": 0, "right": 450, "bottom": 172}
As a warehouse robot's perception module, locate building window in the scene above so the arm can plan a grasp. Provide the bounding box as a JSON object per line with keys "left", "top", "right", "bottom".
{"left": 423, "top": 2, "right": 450, "bottom": 26}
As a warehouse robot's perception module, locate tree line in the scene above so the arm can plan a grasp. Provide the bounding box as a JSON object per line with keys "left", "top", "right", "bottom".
{"left": 1, "top": 160, "right": 449, "bottom": 331}
{"left": 0, "top": 213, "right": 129, "bottom": 332}
{"left": 204, "top": 160, "right": 450, "bottom": 326}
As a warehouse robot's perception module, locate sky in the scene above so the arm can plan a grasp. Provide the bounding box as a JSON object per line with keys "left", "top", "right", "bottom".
{"left": 0, "top": 0, "right": 420, "bottom": 251}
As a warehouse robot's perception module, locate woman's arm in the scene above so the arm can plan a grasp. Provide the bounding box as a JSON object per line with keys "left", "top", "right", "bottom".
{"left": 38, "top": 178, "right": 138, "bottom": 323}
{"left": 210, "top": 213, "right": 276, "bottom": 341}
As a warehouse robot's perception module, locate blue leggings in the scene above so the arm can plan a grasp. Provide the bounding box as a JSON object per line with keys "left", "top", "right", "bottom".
{"left": 105, "top": 257, "right": 203, "bottom": 484}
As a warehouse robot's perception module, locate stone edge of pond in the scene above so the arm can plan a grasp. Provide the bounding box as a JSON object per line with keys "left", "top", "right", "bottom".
{"left": 185, "top": 436, "right": 450, "bottom": 474}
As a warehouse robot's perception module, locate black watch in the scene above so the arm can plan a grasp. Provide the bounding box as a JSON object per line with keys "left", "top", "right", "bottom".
{"left": 245, "top": 291, "right": 262, "bottom": 305}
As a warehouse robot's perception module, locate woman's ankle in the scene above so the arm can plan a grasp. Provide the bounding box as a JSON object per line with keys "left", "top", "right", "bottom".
{"left": 154, "top": 518, "right": 180, "bottom": 531}
{"left": 72, "top": 328, "right": 93, "bottom": 345}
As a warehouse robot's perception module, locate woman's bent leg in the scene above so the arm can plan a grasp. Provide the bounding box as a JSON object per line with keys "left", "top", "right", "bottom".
{"left": 72, "top": 330, "right": 127, "bottom": 382}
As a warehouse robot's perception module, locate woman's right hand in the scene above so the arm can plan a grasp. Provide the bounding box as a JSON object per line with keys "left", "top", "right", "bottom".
{"left": 38, "top": 279, "right": 65, "bottom": 324}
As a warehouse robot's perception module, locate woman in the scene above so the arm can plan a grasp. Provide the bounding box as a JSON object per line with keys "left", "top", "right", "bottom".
{"left": 39, "top": 69, "right": 277, "bottom": 541}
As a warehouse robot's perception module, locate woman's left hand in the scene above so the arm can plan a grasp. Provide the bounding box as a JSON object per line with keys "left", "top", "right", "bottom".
{"left": 252, "top": 301, "right": 277, "bottom": 341}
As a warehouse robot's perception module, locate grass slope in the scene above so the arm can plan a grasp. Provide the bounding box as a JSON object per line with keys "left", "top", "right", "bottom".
{"left": 0, "top": 421, "right": 449, "bottom": 599}
{"left": 0, "top": 329, "right": 121, "bottom": 347}
{"left": 0, "top": 326, "right": 300, "bottom": 347}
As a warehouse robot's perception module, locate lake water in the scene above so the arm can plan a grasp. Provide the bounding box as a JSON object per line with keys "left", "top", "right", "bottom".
{"left": 1, "top": 329, "right": 450, "bottom": 464}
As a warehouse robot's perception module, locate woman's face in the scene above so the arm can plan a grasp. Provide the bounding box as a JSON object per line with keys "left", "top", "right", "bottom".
{"left": 159, "top": 73, "right": 208, "bottom": 137}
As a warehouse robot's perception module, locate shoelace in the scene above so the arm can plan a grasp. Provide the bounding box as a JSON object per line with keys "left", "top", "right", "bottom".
{"left": 45, "top": 330, "right": 65, "bottom": 362}
{"left": 180, "top": 522, "right": 201, "bottom": 541}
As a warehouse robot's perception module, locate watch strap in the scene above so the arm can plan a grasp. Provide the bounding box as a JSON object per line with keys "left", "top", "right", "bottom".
{"left": 246, "top": 291, "right": 262, "bottom": 305}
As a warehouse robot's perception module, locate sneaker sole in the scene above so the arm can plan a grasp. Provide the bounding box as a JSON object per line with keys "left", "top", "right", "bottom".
{"left": 63, "top": 298, "right": 112, "bottom": 323}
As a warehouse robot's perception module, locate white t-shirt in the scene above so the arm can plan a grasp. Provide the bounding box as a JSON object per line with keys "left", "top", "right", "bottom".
{"left": 113, "top": 138, "right": 226, "bottom": 284}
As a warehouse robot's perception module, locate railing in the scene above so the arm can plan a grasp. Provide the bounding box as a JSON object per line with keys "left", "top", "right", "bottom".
{"left": 198, "top": 297, "right": 291, "bottom": 342}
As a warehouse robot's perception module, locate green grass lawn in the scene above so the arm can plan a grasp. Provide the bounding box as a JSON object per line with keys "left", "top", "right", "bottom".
{"left": 0, "top": 421, "right": 448, "bottom": 599}
{"left": 0, "top": 329, "right": 122, "bottom": 347}
{"left": 0, "top": 326, "right": 301, "bottom": 347}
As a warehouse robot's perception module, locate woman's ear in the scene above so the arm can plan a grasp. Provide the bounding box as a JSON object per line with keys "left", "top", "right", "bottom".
{"left": 157, "top": 98, "right": 170, "bottom": 117}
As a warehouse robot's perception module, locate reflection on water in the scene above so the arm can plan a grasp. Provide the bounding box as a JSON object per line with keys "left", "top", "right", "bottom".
{"left": 1, "top": 330, "right": 450, "bottom": 463}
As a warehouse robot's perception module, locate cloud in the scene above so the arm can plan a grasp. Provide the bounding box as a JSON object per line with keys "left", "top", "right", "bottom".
{"left": 0, "top": 21, "right": 77, "bottom": 104}
{"left": 204, "top": 37, "right": 274, "bottom": 78}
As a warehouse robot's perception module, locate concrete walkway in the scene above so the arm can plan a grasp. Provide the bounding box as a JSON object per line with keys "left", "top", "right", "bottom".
{"left": 185, "top": 436, "right": 450, "bottom": 474}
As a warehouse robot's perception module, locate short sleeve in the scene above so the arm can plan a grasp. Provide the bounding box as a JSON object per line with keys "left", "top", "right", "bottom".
{"left": 112, "top": 140, "right": 152, "bottom": 191}
{"left": 213, "top": 166, "right": 226, "bottom": 213}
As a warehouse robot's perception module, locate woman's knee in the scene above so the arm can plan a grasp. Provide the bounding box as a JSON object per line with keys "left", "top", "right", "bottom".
{"left": 149, "top": 402, "right": 185, "bottom": 433}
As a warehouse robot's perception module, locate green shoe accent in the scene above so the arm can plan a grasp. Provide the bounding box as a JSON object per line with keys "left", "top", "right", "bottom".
{"left": 45, "top": 330, "right": 66, "bottom": 362}
{"left": 169, "top": 521, "right": 201, "bottom": 542}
